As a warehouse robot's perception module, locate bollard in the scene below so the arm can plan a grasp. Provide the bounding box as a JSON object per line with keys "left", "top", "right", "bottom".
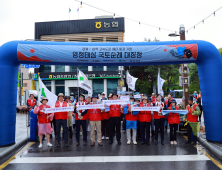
{"left": 30, "top": 109, "right": 37, "bottom": 141}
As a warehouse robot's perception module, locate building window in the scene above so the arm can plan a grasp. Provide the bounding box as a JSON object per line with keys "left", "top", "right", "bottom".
{"left": 69, "top": 87, "right": 88, "bottom": 98}
{"left": 93, "top": 66, "right": 103, "bottom": 71}
{"left": 40, "top": 65, "right": 51, "bottom": 72}
{"left": 93, "top": 79, "right": 104, "bottom": 95}
{"left": 107, "top": 79, "right": 118, "bottom": 94}
{"left": 107, "top": 66, "right": 118, "bottom": 71}
{"left": 106, "top": 37, "right": 118, "bottom": 42}
{"left": 23, "top": 83, "right": 27, "bottom": 87}
{"left": 43, "top": 81, "right": 51, "bottom": 92}
{"left": 92, "top": 37, "right": 103, "bottom": 42}
{"left": 55, "top": 65, "right": 65, "bottom": 72}
{"left": 70, "top": 66, "right": 88, "bottom": 72}
{"left": 55, "top": 80, "right": 64, "bottom": 95}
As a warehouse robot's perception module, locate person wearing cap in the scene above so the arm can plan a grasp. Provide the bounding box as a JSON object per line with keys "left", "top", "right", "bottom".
{"left": 184, "top": 96, "right": 201, "bottom": 145}
{"left": 101, "top": 92, "right": 106, "bottom": 98}
{"left": 154, "top": 94, "right": 165, "bottom": 145}
{"left": 74, "top": 94, "right": 88, "bottom": 146}
{"left": 85, "top": 96, "right": 92, "bottom": 132}
{"left": 87, "top": 94, "right": 103, "bottom": 146}
{"left": 138, "top": 97, "right": 152, "bottom": 145}
{"left": 27, "top": 93, "right": 36, "bottom": 112}
{"left": 34, "top": 97, "right": 53, "bottom": 148}
{"left": 108, "top": 93, "right": 122, "bottom": 145}
{"left": 101, "top": 97, "right": 110, "bottom": 140}
{"left": 124, "top": 96, "right": 139, "bottom": 145}
{"left": 52, "top": 93, "right": 70, "bottom": 147}
{"left": 167, "top": 99, "right": 180, "bottom": 145}
{"left": 64, "top": 96, "right": 74, "bottom": 141}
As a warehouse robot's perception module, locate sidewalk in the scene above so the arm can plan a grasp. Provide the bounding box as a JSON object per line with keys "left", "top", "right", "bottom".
{"left": 0, "top": 113, "right": 30, "bottom": 162}
{"left": 198, "top": 133, "right": 222, "bottom": 161}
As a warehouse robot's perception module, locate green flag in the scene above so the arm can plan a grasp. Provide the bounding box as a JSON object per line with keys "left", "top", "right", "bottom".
{"left": 69, "top": 8, "right": 71, "bottom": 13}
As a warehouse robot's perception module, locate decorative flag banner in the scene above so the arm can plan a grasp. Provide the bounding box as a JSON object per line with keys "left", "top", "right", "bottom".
{"left": 38, "top": 76, "right": 57, "bottom": 107}
{"left": 157, "top": 69, "right": 165, "bottom": 97}
{"left": 78, "top": 69, "right": 92, "bottom": 93}
{"left": 102, "top": 100, "right": 130, "bottom": 105}
{"left": 120, "top": 96, "right": 130, "bottom": 101}
{"left": 118, "top": 91, "right": 132, "bottom": 95}
{"left": 76, "top": 104, "right": 105, "bottom": 110}
{"left": 134, "top": 94, "right": 141, "bottom": 98}
{"left": 44, "top": 107, "right": 74, "bottom": 114}
{"left": 162, "top": 110, "right": 188, "bottom": 115}
{"left": 131, "top": 107, "right": 160, "bottom": 112}
{"left": 126, "top": 71, "right": 138, "bottom": 91}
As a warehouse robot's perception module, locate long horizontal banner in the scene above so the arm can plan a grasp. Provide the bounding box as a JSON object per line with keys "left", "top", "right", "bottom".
{"left": 44, "top": 107, "right": 74, "bottom": 114}
{"left": 162, "top": 110, "right": 188, "bottom": 115}
{"left": 76, "top": 104, "right": 105, "bottom": 110}
{"left": 17, "top": 44, "right": 198, "bottom": 63}
{"left": 131, "top": 107, "right": 160, "bottom": 112}
{"left": 102, "top": 100, "right": 129, "bottom": 105}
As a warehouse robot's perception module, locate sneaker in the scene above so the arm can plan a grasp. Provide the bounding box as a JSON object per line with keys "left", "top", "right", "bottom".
{"left": 80, "top": 132, "right": 82, "bottom": 135}
{"left": 173, "top": 141, "right": 177, "bottom": 145}
{"left": 102, "top": 136, "right": 105, "bottom": 140}
{"left": 133, "top": 141, "right": 137, "bottom": 145}
{"left": 170, "top": 141, "right": 174, "bottom": 145}
{"left": 106, "top": 137, "right": 109, "bottom": 140}
{"left": 38, "top": 144, "right": 43, "bottom": 148}
{"left": 127, "top": 141, "right": 131, "bottom": 145}
{"left": 47, "top": 143, "right": 53, "bottom": 147}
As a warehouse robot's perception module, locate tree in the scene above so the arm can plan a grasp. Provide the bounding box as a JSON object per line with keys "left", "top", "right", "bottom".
{"left": 188, "top": 63, "right": 200, "bottom": 93}
{"left": 219, "top": 48, "right": 222, "bottom": 58}
{"left": 28, "top": 72, "right": 33, "bottom": 80}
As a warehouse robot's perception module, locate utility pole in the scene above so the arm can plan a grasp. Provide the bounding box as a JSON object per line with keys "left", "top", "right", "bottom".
{"left": 179, "top": 24, "right": 189, "bottom": 107}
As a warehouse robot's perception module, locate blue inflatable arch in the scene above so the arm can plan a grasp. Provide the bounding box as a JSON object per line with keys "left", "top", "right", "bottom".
{"left": 0, "top": 40, "right": 221, "bottom": 146}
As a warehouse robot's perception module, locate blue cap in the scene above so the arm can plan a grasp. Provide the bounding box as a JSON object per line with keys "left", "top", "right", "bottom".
{"left": 148, "top": 97, "right": 152, "bottom": 102}
{"left": 92, "top": 94, "right": 98, "bottom": 98}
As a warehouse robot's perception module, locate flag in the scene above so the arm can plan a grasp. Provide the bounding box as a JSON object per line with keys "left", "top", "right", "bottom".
{"left": 157, "top": 69, "right": 165, "bottom": 96}
{"left": 38, "top": 76, "right": 57, "bottom": 107}
{"left": 78, "top": 69, "right": 92, "bottom": 93}
{"left": 126, "top": 71, "right": 138, "bottom": 91}
{"left": 69, "top": 8, "right": 71, "bottom": 13}
{"left": 77, "top": 8, "right": 79, "bottom": 12}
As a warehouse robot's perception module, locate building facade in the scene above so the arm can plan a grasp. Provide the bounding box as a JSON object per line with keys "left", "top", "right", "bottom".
{"left": 34, "top": 17, "right": 125, "bottom": 97}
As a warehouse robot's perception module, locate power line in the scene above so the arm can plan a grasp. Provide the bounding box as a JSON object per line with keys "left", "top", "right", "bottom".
{"left": 187, "top": 6, "right": 222, "bottom": 33}
{"left": 74, "top": 0, "right": 176, "bottom": 32}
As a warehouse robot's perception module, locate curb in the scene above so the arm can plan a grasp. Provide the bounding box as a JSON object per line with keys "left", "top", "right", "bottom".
{"left": 0, "top": 137, "right": 29, "bottom": 162}
{"left": 198, "top": 136, "right": 222, "bottom": 161}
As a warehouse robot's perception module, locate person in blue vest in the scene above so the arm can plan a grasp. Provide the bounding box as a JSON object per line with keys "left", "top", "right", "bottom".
{"left": 124, "top": 96, "right": 139, "bottom": 145}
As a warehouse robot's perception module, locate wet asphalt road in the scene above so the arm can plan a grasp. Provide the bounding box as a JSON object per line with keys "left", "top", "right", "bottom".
{"left": 3, "top": 130, "right": 221, "bottom": 170}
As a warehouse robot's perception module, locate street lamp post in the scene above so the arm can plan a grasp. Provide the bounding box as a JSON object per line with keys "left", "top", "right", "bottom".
{"left": 168, "top": 24, "right": 189, "bottom": 108}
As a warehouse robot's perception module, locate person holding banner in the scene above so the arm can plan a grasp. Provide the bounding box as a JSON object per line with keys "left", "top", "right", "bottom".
{"left": 139, "top": 97, "right": 152, "bottom": 145}
{"left": 109, "top": 93, "right": 122, "bottom": 145}
{"left": 52, "top": 93, "right": 70, "bottom": 147}
{"left": 185, "top": 96, "right": 201, "bottom": 145}
{"left": 101, "top": 97, "right": 110, "bottom": 140}
{"left": 154, "top": 94, "right": 165, "bottom": 145}
{"left": 151, "top": 93, "right": 156, "bottom": 104}
{"left": 134, "top": 98, "right": 141, "bottom": 140}
{"left": 64, "top": 96, "right": 74, "bottom": 142}
{"left": 124, "top": 96, "right": 139, "bottom": 145}
{"left": 167, "top": 99, "right": 180, "bottom": 145}
{"left": 165, "top": 94, "right": 172, "bottom": 108}
{"left": 34, "top": 97, "right": 53, "bottom": 148}
{"left": 74, "top": 94, "right": 88, "bottom": 146}
{"left": 88, "top": 94, "right": 103, "bottom": 146}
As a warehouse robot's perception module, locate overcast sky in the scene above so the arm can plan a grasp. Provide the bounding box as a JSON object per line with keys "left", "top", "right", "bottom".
{"left": 0, "top": 0, "right": 222, "bottom": 48}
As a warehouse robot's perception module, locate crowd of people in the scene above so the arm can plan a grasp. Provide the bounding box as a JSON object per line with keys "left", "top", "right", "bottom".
{"left": 31, "top": 91, "right": 202, "bottom": 148}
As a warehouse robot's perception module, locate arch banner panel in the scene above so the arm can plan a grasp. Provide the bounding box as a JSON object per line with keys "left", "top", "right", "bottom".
{"left": 0, "top": 40, "right": 222, "bottom": 146}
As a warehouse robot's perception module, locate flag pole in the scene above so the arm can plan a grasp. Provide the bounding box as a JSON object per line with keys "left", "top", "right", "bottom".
{"left": 37, "top": 73, "right": 40, "bottom": 106}
{"left": 77, "top": 67, "right": 79, "bottom": 102}
{"left": 126, "top": 70, "right": 129, "bottom": 93}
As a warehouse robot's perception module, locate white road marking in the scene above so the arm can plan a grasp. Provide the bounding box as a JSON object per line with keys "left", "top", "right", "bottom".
{"left": 10, "top": 155, "right": 210, "bottom": 164}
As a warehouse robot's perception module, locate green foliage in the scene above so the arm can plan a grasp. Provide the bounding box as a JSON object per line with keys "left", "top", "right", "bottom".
{"left": 219, "top": 48, "right": 222, "bottom": 58}
{"left": 130, "top": 64, "right": 182, "bottom": 96}
{"left": 188, "top": 63, "right": 200, "bottom": 93}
